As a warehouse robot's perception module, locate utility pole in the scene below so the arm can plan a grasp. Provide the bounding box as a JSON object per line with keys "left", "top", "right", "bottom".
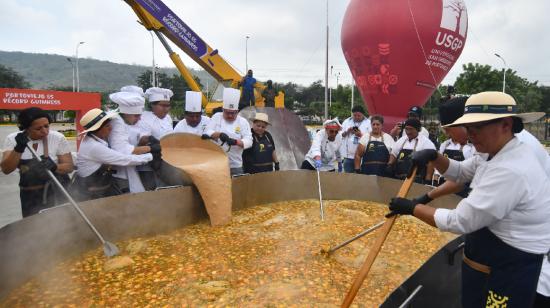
{"left": 494, "top": 53, "right": 507, "bottom": 93}
{"left": 75, "top": 41, "right": 85, "bottom": 92}
{"left": 67, "top": 58, "right": 75, "bottom": 92}
{"left": 351, "top": 78, "right": 355, "bottom": 115}
{"left": 150, "top": 32, "right": 156, "bottom": 87}
{"left": 245, "top": 36, "right": 250, "bottom": 72}
{"left": 324, "top": 0, "right": 329, "bottom": 120}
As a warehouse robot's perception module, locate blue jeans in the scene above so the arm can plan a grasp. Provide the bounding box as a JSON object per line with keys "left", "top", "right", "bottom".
{"left": 343, "top": 158, "right": 355, "bottom": 173}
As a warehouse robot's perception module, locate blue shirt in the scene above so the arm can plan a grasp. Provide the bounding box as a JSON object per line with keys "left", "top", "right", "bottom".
{"left": 242, "top": 76, "right": 256, "bottom": 91}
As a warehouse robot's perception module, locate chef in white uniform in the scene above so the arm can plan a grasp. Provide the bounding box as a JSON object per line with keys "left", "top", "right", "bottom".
{"left": 108, "top": 90, "right": 161, "bottom": 193}
{"left": 139, "top": 87, "right": 174, "bottom": 140}
{"left": 204, "top": 88, "right": 252, "bottom": 176}
{"left": 301, "top": 119, "right": 343, "bottom": 172}
{"left": 340, "top": 105, "right": 371, "bottom": 173}
{"left": 75, "top": 108, "right": 152, "bottom": 200}
{"left": 174, "top": 91, "right": 210, "bottom": 136}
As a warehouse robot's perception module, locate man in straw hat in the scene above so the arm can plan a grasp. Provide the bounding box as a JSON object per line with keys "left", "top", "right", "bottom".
{"left": 174, "top": 91, "right": 210, "bottom": 135}
{"left": 74, "top": 108, "right": 153, "bottom": 200}
{"left": 107, "top": 89, "right": 161, "bottom": 193}
{"left": 242, "top": 112, "right": 280, "bottom": 174}
{"left": 301, "top": 118, "right": 343, "bottom": 172}
{"left": 386, "top": 91, "right": 550, "bottom": 307}
{"left": 204, "top": 88, "right": 253, "bottom": 176}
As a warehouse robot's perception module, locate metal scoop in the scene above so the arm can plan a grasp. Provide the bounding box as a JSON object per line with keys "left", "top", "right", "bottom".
{"left": 321, "top": 220, "right": 384, "bottom": 255}
{"left": 26, "top": 143, "right": 119, "bottom": 257}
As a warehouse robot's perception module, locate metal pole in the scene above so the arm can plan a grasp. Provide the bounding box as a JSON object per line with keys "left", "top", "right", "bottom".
{"left": 76, "top": 41, "right": 85, "bottom": 92}
{"left": 329, "top": 65, "right": 333, "bottom": 108}
{"left": 246, "top": 36, "right": 250, "bottom": 72}
{"left": 494, "top": 53, "right": 507, "bottom": 93}
{"left": 66, "top": 58, "right": 75, "bottom": 92}
{"left": 150, "top": 32, "right": 156, "bottom": 87}
{"left": 324, "top": 0, "right": 329, "bottom": 121}
{"left": 351, "top": 78, "right": 355, "bottom": 115}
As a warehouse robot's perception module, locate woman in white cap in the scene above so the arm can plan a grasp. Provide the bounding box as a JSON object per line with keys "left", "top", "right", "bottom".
{"left": 1, "top": 107, "right": 74, "bottom": 217}
{"left": 108, "top": 90, "right": 161, "bottom": 193}
{"left": 242, "top": 113, "right": 279, "bottom": 174}
{"left": 301, "top": 119, "right": 343, "bottom": 172}
{"left": 387, "top": 92, "right": 550, "bottom": 307}
{"left": 204, "top": 88, "right": 253, "bottom": 176}
{"left": 139, "top": 87, "right": 174, "bottom": 140}
{"left": 74, "top": 108, "right": 153, "bottom": 200}
{"left": 174, "top": 91, "right": 210, "bottom": 135}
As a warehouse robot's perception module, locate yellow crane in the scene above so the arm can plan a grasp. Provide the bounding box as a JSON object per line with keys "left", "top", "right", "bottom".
{"left": 124, "top": 0, "right": 285, "bottom": 113}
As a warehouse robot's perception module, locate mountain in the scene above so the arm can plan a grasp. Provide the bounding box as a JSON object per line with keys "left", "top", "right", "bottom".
{"left": 0, "top": 50, "right": 215, "bottom": 93}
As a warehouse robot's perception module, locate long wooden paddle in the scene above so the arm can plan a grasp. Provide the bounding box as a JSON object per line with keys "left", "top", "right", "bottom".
{"left": 341, "top": 167, "right": 417, "bottom": 307}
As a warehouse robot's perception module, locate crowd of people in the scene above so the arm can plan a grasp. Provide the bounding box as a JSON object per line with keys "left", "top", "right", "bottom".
{"left": 1, "top": 86, "right": 549, "bottom": 306}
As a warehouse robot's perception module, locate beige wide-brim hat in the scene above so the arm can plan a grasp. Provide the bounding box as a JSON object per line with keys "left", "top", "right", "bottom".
{"left": 252, "top": 112, "right": 270, "bottom": 125}
{"left": 79, "top": 108, "right": 118, "bottom": 134}
{"left": 444, "top": 91, "right": 545, "bottom": 127}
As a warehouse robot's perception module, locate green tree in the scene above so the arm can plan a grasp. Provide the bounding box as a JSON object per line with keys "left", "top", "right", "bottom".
{"left": 0, "top": 64, "right": 30, "bottom": 88}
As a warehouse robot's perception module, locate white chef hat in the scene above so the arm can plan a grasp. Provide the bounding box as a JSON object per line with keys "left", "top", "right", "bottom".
{"left": 109, "top": 91, "right": 145, "bottom": 115}
{"left": 223, "top": 88, "right": 241, "bottom": 111}
{"left": 120, "top": 85, "right": 144, "bottom": 97}
{"left": 145, "top": 87, "right": 174, "bottom": 103}
{"left": 185, "top": 91, "right": 202, "bottom": 113}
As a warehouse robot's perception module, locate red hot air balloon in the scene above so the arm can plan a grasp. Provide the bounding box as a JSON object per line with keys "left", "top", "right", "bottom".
{"left": 341, "top": 0, "right": 468, "bottom": 131}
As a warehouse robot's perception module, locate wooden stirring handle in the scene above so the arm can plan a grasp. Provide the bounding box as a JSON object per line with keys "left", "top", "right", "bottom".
{"left": 341, "top": 167, "right": 417, "bottom": 308}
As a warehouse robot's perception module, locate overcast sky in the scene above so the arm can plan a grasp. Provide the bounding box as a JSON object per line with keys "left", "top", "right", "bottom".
{"left": 2, "top": 0, "right": 549, "bottom": 87}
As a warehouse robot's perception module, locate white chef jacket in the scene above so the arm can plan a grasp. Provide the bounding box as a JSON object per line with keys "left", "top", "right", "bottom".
{"left": 205, "top": 113, "right": 252, "bottom": 168}
{"left": 305, "top": 130, "right": 343, "bottom": 171}
{"left": 3, "top": 130, "right": 70, "bottom": 163}
{"left": 358, "top": 133, "right": 395, "bottom": 152}
{"left": 391, "top": 134, "right": 436, "bottom": 158}
{"left": 435, "top": 137, "right": 550, "bottom": 255}
{"left": 173, "top": 115, "right": 210, "bottom": 136}
{"left": 138, "top": 111, "right": 173, "bottom": 140}
{"left": 340, "top": 117, "right": 371, "bottom": 159}
{"left": 435, "top": 139, "right": 476, "bottom": 176}
{"left": 108, "top": 116, "right": 146, "bottom": 193}
{"left": 76, "top": 134, "right": 152, "bottom": 177}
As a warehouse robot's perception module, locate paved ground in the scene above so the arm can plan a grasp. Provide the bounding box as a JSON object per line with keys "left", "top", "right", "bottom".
{"left": 0, "top": 124, "right": 76, "bottom": 228}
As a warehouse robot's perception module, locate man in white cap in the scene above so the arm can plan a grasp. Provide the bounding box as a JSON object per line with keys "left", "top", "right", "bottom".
{"left": 139, "top": 87, "right": 174, "bottom": 140}
{"left": 174, "top": 91, "right": 210, "bottom": 135}
{"left": 301, "top": 118, "right": 343, "bottom": 172}
{"left": 74, "top": 108, "right": 152, "bottom": 200}
{"left": 204, "top": 88, "right": 252, "bottom": 176}
{"left": 387, "top": 91, "right": 550, "bottom": 307}
{"left": 108, "top": 90, "right": 161, "bottom": 193}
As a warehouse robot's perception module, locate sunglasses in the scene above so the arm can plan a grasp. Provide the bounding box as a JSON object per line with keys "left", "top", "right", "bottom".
{"left": 464, "top": 118, "right": 502, "bottom": 132}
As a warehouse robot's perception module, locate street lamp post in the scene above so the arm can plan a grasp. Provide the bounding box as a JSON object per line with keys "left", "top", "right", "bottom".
{"left": 150, "top": 32, "right": 156, "bottom": 87}
{"left": 245, "top": 36, "right": 250, "bottom": 72}
{"left": 76, "top": 41, "right": 85, "bottom": 92}
{"left": 494, "top": 53, "right": 507, "bottom": 93}
{"left": 67, "top": 58, "right": 75, "bottom": 92}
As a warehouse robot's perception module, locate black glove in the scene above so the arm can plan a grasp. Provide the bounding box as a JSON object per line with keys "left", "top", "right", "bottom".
{"left": 201, "top": 134, "right": 211, "bottom": 140}
{"left": 150, "top": 143, "right": 162, "bottom": 154}
{"left": 151, "top": 152, "right": 162, "bottom": 171}
{"left": 412, "top": 193, "right": 433, "bottom": 205}
{"left": 386, "top": 197, "right": 417, "bottom": 218}
{"left": 226, "top": 138, "right": 238, "bottom": 146}
{"left": 14, "top": 131, "right": 29, "bottom": 153}
{"left": 219, "top": 133, "right": 230, "bottom": 143}
{"left": 274, "top": 162, "right": 280, "bottom": 171}
{"left": 148, "top": 136, "right": 160, "bottom": 145}
{"left": 39, "top": 157, "right": 58, "bottom": 173}
{"left": 355, "top": 169, "right": 361, "bottom": 174}
{"left": 408, "top": 149, "right": 438, "bottom": 177}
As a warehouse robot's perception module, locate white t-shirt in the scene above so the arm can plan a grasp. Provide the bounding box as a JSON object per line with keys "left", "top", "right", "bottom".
{"left": 358, "top": 133, "right": 395, "bottom": 152}
{"left": 391, "top": 134, "right": 436, "bottom": 158}
{"left": 138, "top": 111, "right": 173, "bottom": 140}
{"left": 439, "top": 139, "right": 476, "bottom": 160}
{"left": 340, "top": 117, "right": 371, "bottom": 159}
{"left": 3, "top": 130, "right": 70, "bottom": 163}
{"left": 173, "top": 115, "right": 211, "bottom": 136}
{"left": 205, "top": 113, "right": 252, "bottom": 168}
{"left": 305, "top": 130, "right": 343, "bottom": 171}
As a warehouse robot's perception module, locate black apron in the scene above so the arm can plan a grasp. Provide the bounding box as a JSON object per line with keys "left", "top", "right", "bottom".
{"left": 462, "top": 227, "right": 543, "bottom": 307}
{"left": 361, "top": 135, "right": 390, "bottom": 176}
{"left": 394, "top": 139, "right": 425, "bottom": 182}
{"left": 243, "top": 131, "right": 275, "bottom": 174}
{"left": 437, "top": 143, "right": 471, "bottom": 197}
{"left": 72, "top": 165, "right": 119, "bottom": 201}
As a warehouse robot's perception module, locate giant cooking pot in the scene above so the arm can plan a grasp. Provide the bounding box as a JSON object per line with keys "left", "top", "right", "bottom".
{"left": 0, "top": 171, "right": 463, "bottom": 306}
